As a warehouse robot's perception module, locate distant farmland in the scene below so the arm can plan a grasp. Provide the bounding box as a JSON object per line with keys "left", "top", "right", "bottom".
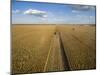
{"left": 12, "top": 24, "right": 96, "bottom": 74}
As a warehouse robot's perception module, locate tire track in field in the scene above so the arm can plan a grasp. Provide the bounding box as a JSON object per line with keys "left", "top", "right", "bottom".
{"left": 44, "top": 32, "right": 65, "bottom": 72}
{"left": 58, "top": 32, "right": 71, "bottom": 71}
{"left": 43, "top": 31, "right": 71, "bottom": 72}
{"left": 61, "top": 32, "right": 96, "bottom": 70}
{"left": 70, "top": 34, "right": 95, "bottom": 50}
{"left": 43, "top": 36, "right": 55, "bottom": 72}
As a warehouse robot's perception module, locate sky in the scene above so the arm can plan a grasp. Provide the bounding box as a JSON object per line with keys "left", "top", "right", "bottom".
{"left": 12, "top": 0, "right": 96, "bottom": 24}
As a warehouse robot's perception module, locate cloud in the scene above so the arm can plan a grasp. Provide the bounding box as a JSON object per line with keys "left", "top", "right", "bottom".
{"left": 12, "top": 10, "right": 20, "bottom": 14}
{"left": 72, "top": 10, "right": 80, "bottom": 13}
{"left": 71, "top": 5, "right": 95, "bottom": 13}
{"left": 71, "top": 5, "right": 95, "bottom": 11}
{"left": 23, "top": 9, "right": 48, "bottom": 18}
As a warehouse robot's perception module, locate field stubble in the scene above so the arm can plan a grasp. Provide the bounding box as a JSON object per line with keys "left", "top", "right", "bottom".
{"left": 12, "top": 24, "right": 96, "bottom": 74}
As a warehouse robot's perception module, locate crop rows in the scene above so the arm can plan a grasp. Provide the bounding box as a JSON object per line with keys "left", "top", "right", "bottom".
{"left": 12, "top": 24, "right": 96, "bottom": 74}
{"left": 12, "top": 25, "right": 56, "bottom": 74}
{"left": 58, "top": 25, "right": 96, "bottom": 70}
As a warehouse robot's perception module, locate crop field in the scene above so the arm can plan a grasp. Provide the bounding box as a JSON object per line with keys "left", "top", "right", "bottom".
{"left": 12, "top": 24, "right": 96, "bottom": 74}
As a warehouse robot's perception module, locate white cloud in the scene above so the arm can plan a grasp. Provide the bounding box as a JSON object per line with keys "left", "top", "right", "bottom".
{"left": 12, "top": 10, "right": 20, "bottom": 14}
{"left": 23, "top": 9, "right": 48, "bottom": 18}
{"left": 71, "top": 6, "right": 95, "bottom": 13}
{"left": 82, "top": 6, "right": 95, "bottom": 10}
{"left": 42, "top": 15, "right": 47, "bottom": 18}
{"left": 71, "top": 5, "right": 95, "bottom": 12}
{"left": 72, "top": 10, "right": 80, "bottom": 13}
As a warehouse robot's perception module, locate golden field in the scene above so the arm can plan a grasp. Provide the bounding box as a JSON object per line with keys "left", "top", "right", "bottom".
{"left": 12, "top": 24, "right": 96, "bottom": 74}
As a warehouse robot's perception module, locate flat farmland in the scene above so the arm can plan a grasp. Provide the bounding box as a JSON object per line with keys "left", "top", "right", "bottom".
{"left": 58, "top": 25, "right": 96, "bottom": 70}
{"left": 12, "top": 24, "right": 96, "bottom": 74}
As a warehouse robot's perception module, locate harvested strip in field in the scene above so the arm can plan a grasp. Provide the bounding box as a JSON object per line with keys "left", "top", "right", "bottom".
{"left": 58, "top": 32, "right": 71, "bottom": 70}
{"left": 44, "top": 33, "right": 65, "bottom": 72}
{"left": 44, "top": 31, "right": 71, "bottom": 72}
